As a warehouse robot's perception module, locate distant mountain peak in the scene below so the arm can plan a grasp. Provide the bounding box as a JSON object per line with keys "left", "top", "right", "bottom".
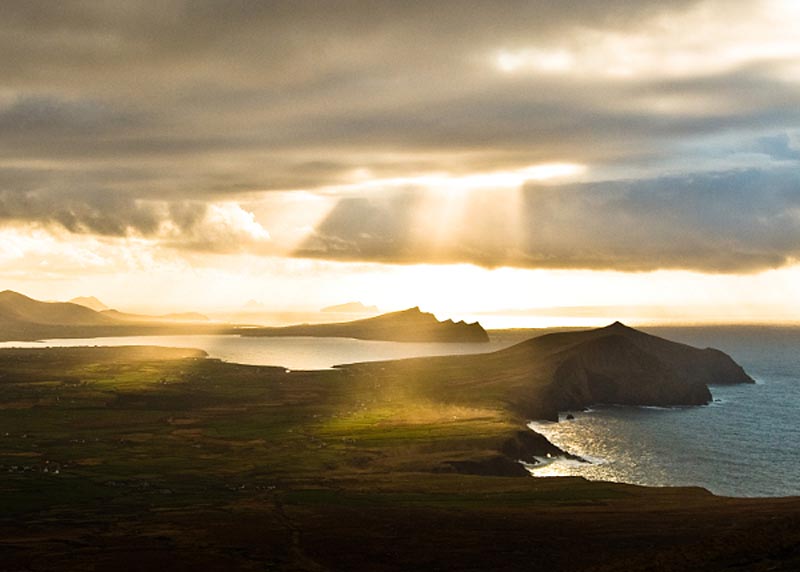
{"left": 0, "top": 289, "right": 29, "bottom": 300}
{"left": 396, "top": 306, "right": 423, "bottom": 315}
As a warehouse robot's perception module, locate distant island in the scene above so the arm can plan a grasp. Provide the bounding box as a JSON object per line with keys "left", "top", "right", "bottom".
{"left": 321, "top": 301, "right": 380, "bottom": 314}
{"left": 68, "top": 296, "right": 109, "bottom": 312}
{"left": 239, "top": 306, "right": 490, "bottom": 343}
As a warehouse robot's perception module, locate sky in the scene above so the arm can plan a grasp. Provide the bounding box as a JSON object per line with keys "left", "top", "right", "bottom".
{"left": 2, "top": 0, "right": 800, "bottom": 324}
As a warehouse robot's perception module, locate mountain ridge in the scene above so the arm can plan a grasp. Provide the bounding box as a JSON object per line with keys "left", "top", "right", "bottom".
{"left": 240, "top": 306, "right": 490, "bottom": 343}
{"left": 0, "top": 290, "right": 118, "bottom": 327}
{"left": 0, "top": 290, "right": 219, "bottom": 341}
{"left": 0, "top": 291, "right": 488, "bottom": 343}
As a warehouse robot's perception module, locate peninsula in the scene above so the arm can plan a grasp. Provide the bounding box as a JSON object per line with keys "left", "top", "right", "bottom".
{"left": 238, "top": 306, "right": 490, "bottom": 343}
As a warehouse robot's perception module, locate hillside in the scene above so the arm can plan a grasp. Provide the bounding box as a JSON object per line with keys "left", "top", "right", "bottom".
{"left": 340, "top": 320, "right": 754, "bottom": 423}
{"left": 240, "top": 306, "right": 489, "bottom": 342}
{"left": 0, "top": 290, "right": 118, "bottom": 328}
{"left": 0, "top": 290, "right": 221, "bottom": 342}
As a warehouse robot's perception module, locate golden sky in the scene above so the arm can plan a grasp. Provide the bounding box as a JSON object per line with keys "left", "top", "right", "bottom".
{"left": 2, "top": 1, "right": 800, "bottom": 323}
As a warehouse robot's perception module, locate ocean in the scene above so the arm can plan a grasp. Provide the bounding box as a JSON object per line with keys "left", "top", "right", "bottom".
{"left": 2, "top": 325, "right": 797, "bottom": 497}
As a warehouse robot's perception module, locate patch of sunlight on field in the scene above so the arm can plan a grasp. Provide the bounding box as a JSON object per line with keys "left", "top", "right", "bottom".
{"left": 319, "top": 402, "right": 510, "bottom": 441}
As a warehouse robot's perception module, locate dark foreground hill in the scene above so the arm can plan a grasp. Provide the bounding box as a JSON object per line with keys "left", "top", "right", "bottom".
{"left": 0, "top": 326, "right": 793, "bottom": 571}
{"left": 239, "top": 306, "right": 490, "bottom": 342}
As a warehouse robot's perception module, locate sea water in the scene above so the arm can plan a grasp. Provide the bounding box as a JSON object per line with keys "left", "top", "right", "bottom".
{"left": 527, "top": 326, "right": 800, "bottom": 497}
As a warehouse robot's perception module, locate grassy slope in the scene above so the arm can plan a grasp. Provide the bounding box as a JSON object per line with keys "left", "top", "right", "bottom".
{"left": 0, "top": 345, "right": 798, "bottom": 570}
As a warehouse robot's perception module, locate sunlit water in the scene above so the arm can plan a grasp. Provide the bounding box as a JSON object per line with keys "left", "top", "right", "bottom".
{"left": 0, "top": 334, "right": 518, "bottom": 370}
{"left": 527, "top": 326, "right": 800, "bottom": 497}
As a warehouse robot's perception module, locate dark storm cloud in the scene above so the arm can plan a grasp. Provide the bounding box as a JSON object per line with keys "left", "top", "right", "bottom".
{"left": 298, "top": 168, "right": 800, "bottom": 273}
{"left": 2, "top": 0, "right": 800, "bottom": 272}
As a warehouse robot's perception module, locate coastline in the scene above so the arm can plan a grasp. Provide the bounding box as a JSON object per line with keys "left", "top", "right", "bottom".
{"left": 521, "top": 375, "right": 798, "bottom": 497}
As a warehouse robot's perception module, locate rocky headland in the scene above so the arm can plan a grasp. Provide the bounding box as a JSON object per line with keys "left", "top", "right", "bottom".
{"left": 239, "top": 306, "right": 490, "bottom": 343}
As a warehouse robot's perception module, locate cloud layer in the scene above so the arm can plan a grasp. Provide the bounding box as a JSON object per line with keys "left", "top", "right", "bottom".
{"left": 299, "top": 168, "right": 800, "bottom": 273}
{"left": 1, "top": 1, "right": 800, "bottom": 273}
